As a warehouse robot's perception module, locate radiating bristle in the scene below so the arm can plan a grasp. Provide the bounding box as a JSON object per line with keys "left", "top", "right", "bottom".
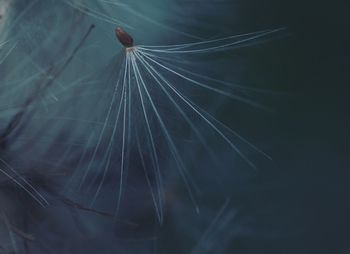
{"left": 0, "top": 0, "right": 290, "bottom": 253}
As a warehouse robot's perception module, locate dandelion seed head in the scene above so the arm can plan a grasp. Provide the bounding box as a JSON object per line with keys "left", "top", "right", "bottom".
{"left": 0, "top": 0, "right": 289, "bottom": 253}
{"left": 115, "top": 27, "right": 134, "bottom": 48}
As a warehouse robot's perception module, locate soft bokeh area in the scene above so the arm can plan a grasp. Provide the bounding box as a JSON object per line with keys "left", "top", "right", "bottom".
{"left": 0, "top": 0, "right": 348, "bottom": 253}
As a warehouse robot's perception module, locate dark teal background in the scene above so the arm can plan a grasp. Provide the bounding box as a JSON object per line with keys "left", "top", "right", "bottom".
{"left": 162, "top": 1, "right": 350, "bottom": 253}
{"left": 217, "top": 1, "right": 350, "bottom": 253}
{"left": 0, "top": 0, "right": 349, "bottom": 253}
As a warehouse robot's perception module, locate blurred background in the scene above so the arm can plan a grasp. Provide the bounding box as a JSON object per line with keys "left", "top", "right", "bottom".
{"left": 0, "top": 0, "right": 349, "bottom": 253}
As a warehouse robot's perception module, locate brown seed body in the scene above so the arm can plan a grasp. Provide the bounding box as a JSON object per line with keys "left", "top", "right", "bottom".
{"left": 115, "top": 27, "right": 134, "bottom": 48}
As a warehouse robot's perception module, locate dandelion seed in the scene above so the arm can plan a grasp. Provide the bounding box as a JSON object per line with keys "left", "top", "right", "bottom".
{"left": 115, "top": 27, "right": 134, "bottom": 48}
{"left": 74, "top": 26, "right": 283, "bottom": 221}
{"left": 0, "top": 1, "right": 292, "bottom": 253}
